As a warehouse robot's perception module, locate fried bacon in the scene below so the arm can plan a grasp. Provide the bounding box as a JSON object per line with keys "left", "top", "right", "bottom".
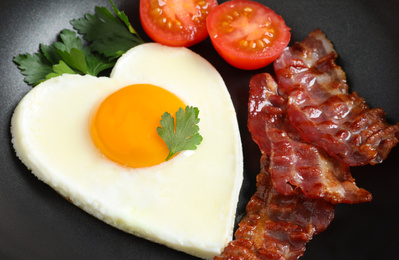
{"left": 215, "top": 156, "right": 335, "bottom": 260}
{"left": 248, "top": 73, "right": 371, "bottom": 204}
{"left": 273, "top": 29, "right": 399, "bottom": 166}
{"left": 216, "top": 29, "right": 398, "bottom": 260}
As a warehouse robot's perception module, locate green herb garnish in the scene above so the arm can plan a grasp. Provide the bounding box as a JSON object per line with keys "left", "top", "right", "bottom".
{"left": 70, "top": 1, "right": 143, "bottom": 60}
{"left": 13, "top": 0, "right": 143, "bottom": 86}
{"left": 157, "top": 106, "right": 203, "bottom": 161}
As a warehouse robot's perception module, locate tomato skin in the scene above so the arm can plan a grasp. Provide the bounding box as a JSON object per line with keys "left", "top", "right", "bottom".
{"left": 139, "top": 0, "right": 218, "bottom": 47}
{"left": 206, "top": 0, "right": 291, "bottom": 70}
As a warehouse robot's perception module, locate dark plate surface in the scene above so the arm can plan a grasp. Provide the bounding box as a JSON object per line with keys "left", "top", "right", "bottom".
{"left": 1, "top": 0, "right": 398, "bottom": 259}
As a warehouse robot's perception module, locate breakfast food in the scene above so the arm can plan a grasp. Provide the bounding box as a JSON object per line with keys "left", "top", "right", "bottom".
{"left": 206, "top": 0, "right": 291, "bottom": 70}
{"left": 10, "top": 0, "right": 398, "bottom": 258}
{"left": 139, "top": 0, "right": 218, "bottom": 47}
{"left": 247, "top": 73, "right": 372, "bottom": 204}
{"left": 11, "top": 43, "right": 243, "bottom": 259}
{"left": 274, "top": 29, "right": 399, "bottom": 166}
{"left": 215, "top": 29, "right": 398, "bottom": 259}
{"left": 215, "top": 155, "right": 335, "bottom": 260}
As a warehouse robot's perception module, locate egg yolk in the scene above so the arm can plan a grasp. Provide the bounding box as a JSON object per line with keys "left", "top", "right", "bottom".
{"left": 91, "top": 84, "right": 186, "bottom": 168}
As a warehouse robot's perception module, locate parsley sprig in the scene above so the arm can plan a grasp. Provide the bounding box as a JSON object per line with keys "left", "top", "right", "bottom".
{"left": 13, "top": 0, "right": 143, "bottom": 86}
{"left": 157, "top": 106, "right": 203, "bottom": 161}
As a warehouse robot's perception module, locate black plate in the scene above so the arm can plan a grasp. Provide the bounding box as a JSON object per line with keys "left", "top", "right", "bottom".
{"left": 1, "top": 0, "right": 398, "bottom": 259}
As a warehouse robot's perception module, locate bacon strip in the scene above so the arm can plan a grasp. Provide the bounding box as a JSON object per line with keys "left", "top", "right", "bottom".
{"left": 216, "top": 29, "right": 398, "bottom": 260}
{"left": 248, "top": 73, "right": 371, "bottom": 204}
{"left": 215, "top": 156, "right": 335, "bottom": 260}
{"left": 274, "top": 29, "right": 399, "bottom": 166}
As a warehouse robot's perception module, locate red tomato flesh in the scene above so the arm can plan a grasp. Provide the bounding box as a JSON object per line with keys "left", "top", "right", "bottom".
{"left": 140, "top": 0, "right": 218, "bottom": 47}
{"left": 206, "top": 0, "right": 291, "bottom": 70}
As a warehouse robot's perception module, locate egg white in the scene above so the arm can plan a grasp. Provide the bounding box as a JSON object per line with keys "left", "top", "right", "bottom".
{"left": 11, "top": 43, "right": 243, "bottom": 259}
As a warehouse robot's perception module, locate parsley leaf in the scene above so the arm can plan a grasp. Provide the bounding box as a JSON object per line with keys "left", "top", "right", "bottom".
{"left": 85, "top": 52, "right": 115, "bottom": 76}
{"left": 55, "top": 48, "right": 88, "bottom": 74}
{"left": 13, "top": 0, "right": 143, "bottom": 86}
{"left": 40, "top": 43, "right": 62, "bottom": 65}
{"left": 70, "top": 0, "right": 143, "bottom": 60}
{"left": 13, "top": 52, "right": 54, "bottom": 86}
{"left": 157, "top": 106, "right": 203, "bottom": 161}
{"left": 45, "top": 60, "right": 77, "bottom": 80}
{"left": 54, "top": 29, "right": 116, "bottom": 76}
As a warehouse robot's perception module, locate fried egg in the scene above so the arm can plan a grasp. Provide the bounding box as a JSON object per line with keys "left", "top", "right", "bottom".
{"left": 10, "top": 43, "right": 243, "bottom": 259}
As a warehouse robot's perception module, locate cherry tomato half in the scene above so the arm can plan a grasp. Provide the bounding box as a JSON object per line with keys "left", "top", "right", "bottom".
{"left": 206, "top": 0, "right": 291, "bottom": 70}
{"left": 139, "top": 0, "right": 218, "bottom": 47}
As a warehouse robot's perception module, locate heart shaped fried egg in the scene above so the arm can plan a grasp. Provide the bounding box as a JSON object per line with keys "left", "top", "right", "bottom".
{"left": 11, "top": 43, "right": 243, "bottom": 259}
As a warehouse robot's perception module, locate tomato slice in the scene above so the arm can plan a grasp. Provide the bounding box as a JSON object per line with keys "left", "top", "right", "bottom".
{"left": 139, "top": 0, "right": 218, "bottom": 47}
{"left": 206, "top": 0, "right": 291, "bottom": 70}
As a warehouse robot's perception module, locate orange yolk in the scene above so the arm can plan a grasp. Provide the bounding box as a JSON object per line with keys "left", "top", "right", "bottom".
{"left": 91, "top": 84, "right": 186, "bottom": 168}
